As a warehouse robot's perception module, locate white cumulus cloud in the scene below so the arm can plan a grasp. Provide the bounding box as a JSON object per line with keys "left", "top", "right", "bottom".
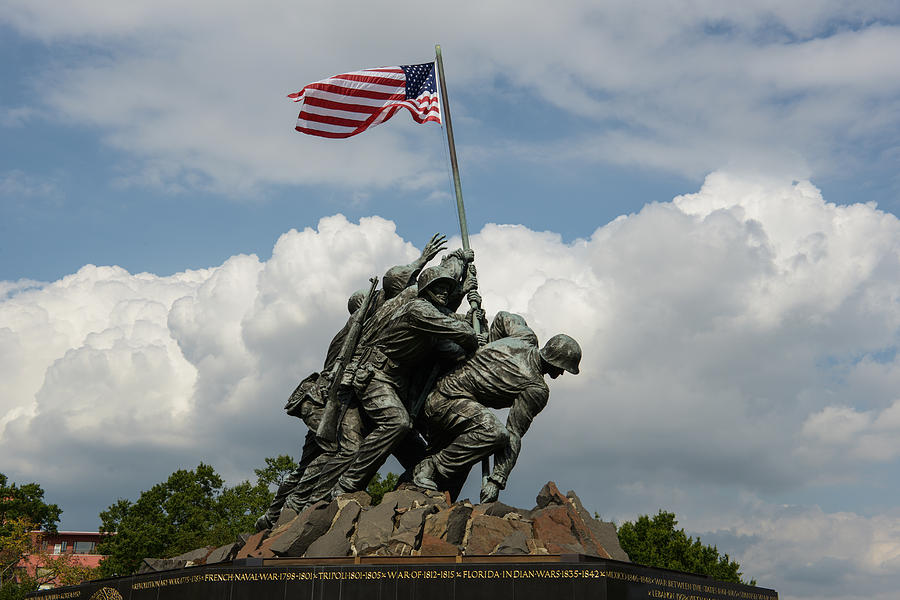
{"left": 4, "top": 174, "right": 900, "bottom": 598}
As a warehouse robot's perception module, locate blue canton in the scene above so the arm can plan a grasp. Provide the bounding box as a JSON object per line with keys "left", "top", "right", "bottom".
{"left": 401, "top": 63, "right": 437, "bottom": 100}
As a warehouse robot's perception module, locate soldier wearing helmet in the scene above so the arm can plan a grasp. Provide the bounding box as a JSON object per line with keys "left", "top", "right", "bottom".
{"left": 254, "top": 234, "right": 458, "bottom": 529}
{"left": 413, "top": 311, "right": 581, "bottom": 502}
{"left": 315, "top": 254, "right": 482, "bottom": 502}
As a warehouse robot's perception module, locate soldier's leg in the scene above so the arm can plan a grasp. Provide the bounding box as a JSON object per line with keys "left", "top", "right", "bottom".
{"left": 256, "top": 430, "right": 321, "bottom": 530}
{"left": 414, "top": 393, "right": 508, "bottom": 490}
{"left": 331, "top": 380, "right": 412, "bottom": 496}
{"left": 285, "top": 405, "right": 368, "bottom": 510}
{"left": 393, "top": 431, "right": 428, "bottom": 484}
{"left": 283, "top": 406, "right": 367, "bottom": 512}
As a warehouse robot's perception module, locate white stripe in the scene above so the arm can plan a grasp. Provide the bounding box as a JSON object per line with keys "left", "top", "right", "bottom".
{"left": 302, "top": 88, "right": 400, "bottom": 108}
{"left": 348, "top": 67, "right": 406, "bottom": 81}
{"left": 395, "top": 101, "right": 440, "bottom": 119}
{"left": 301, "top": 103, "right": 372, "bottom": 122}
{"left": 317, "top": 77, "right": 404, "bottom": 96}
{"left": 370, "top": 109, "right": 394, "bottom": 126}
{"left": 295, "top": 118, "right": 358, "bottom": 134}
{"left": 359, "top": 68, "right": 405, "bottom": 78}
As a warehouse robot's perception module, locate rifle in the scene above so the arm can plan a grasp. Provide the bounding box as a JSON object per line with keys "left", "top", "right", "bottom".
{"left": 315, "top": 276, "right": 379, "bottom": 451}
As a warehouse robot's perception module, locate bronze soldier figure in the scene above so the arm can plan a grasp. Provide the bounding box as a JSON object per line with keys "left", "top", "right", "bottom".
{"left": 254, "top": 235, "right": 449, "bottom": 530}
{"left": 325, "top": 261, "right": 483, "bottom": 500}
{"left": 281, "top": 249, "right": 479, "bottom": 511}
{"left": 412, "top": 311, "right": 581, "bottom": 502}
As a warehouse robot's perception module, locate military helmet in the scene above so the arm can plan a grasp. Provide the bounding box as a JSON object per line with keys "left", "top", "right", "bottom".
{"left": 417, "top": 266, "right": 456, "bottom": 296}
{"left": 539, "top": 334, "right": 582, "bottom": 374}
{"left": 347, "top": 289, "right": 366, "bottom": 314}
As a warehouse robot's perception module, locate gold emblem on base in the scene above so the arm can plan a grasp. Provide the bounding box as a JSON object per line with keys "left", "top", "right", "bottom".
{"left": 89, "top": 587, "right": 123, "bottom": 600}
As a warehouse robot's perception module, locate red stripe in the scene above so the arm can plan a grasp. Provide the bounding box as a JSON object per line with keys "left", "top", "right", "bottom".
{"left": 299, "top": 110, "right": 368, "bottom": 129}
{"left": 293, "top": 77, "right": 441, "bottom": 138}
{"left": 415, "top": 96, "right": 439, "bottom": 108}
{"left": 363, "top": 67, "right": 403, "bottom": 73}
{"left": 303, "top": 82, "right": 404, "bottom": 101}
{"left": 295, "top": 103, "right": 440, "bottom": 138}
{"left": 333, "top": 73, "right": 406, "bottom": 87}
{"left": 295, "top": 125, "right": 359, "bottom": 139}
{"left": 395, "top": 104, "right": 441, "bottom": 124}
{"left": 300, "top": 103, "right": 394, "bottom": 131}
{"left": 375, "top": 106, "right": 399, "bottom": 125}
{"left": 303, "top": 96, "right": 380, "bottom": 114}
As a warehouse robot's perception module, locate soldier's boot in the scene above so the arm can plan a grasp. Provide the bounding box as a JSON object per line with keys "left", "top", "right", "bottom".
{"left": 254, "top": 513, "right": 273, "bottom": 532}
{"left": 412, "top": 457, "right": 439, "bottom": 491}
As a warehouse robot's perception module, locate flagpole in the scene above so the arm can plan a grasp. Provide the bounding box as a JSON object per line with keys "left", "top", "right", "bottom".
{"left": 434, "top": 45, "right": 471, "bottom": 251}
{"left": 435, "top": 44, "right": 491, "bottom": 490}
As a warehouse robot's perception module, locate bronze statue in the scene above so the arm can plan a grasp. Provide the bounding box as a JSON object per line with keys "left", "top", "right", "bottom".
{"left": 325, "top": 259, "right": 481, "bottom": 500}
{"left": 255, "top": 234, "right": 450, "bottom": 530}
{"left": 412, "top": 311, "right": 581, "bottom": 502}
{"left": 260, "top": 236, "right": 581, "bottom": 526}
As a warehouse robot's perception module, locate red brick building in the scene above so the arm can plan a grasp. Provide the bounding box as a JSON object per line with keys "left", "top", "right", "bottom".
{"left": 16, "top": 531, "right": 105, "bottom": 589}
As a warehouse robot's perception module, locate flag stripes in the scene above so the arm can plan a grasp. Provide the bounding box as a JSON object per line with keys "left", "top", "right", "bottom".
{"left": 289, "top": 64, "right": 441, "bottom": 138}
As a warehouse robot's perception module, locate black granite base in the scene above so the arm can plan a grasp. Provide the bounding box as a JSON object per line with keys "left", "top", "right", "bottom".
{"left": 29, "top": 555, "right": 776, "bottom": 600}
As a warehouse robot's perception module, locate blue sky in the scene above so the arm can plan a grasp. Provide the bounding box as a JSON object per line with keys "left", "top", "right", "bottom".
{"left": 4, "top": 3, "right": 900, "bottom": 599}
{"left": 0, "top": 16, "right": 700, "bottom": 282}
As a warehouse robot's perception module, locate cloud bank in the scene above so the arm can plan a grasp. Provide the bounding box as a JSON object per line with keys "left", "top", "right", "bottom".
{"left": 4, "top": 173, "right": 900, "bottom": 597}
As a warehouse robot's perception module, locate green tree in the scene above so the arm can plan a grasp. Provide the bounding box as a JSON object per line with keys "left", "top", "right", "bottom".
{"left": 365, "top": 472, "right": 398, "bottom": 506}
{"left": 0, "top": 474, "right": 62, "bottom": 535}
{"left": 0, "top": 517, "right": 35, "bottom": 593}
{"left": 253, "top": 455, "right": 298, "bottom": 490}
{"left": 0, "top": 475, "right": 64, "bottom": 595}
{"left": 96, "top": 463, "right": 272, "bottom": 577}
{"left": 617, "top": 511, "right": 754, "bottom": 585}
{"left": 0, "top": 577, "right": 36, "bottom": 600}
{"left": 211, "top": 481, "right": 271, "bottom": 540}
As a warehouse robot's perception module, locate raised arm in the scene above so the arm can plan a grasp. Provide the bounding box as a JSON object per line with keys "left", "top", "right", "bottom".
{"left": 382, "top": 233, "right": 448, "bottom": 299}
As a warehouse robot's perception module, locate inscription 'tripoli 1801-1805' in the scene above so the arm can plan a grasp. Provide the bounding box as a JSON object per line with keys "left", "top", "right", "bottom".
{"left": 111, "top": 566, "right": 776, "bottom": 600}
{"left": 30, "top": 561, "right": 777, "bottom": 600}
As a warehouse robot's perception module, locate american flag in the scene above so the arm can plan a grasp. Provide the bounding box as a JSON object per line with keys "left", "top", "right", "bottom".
{"left": 288, "top": 63, "right": 441, "bottom": 138}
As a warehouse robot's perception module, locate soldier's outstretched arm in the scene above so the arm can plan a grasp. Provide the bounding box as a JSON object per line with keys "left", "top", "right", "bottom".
{"left": 381, "top": 233, "right": 449, "bottom": 300}
{"left": 488, "top": 385, "right": 549, "bottom": 491}
{"left": 409, "top": 300, "right": 479, "bottom": 352}
{"left": 418, "top": 233, "right": 448, "bottom": 266}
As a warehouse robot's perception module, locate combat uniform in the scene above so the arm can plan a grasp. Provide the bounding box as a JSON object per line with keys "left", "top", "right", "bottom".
{"left": 274, "top": 253, "right": 475, "bottom": 514}
{"left": 329, "top": 286, "right": 478, "bottom": 496}
{"left": 258, "top": 260, "right": 431, "bottom": 527}
{"left": 418, "top": 312, "right": 549, "bottom": 497}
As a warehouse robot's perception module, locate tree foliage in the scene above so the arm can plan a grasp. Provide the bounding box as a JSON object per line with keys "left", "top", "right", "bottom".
{"left": 96, "top": 463, "right": 271, "bottom": 577}
{"left": 0, "top": 578, "right": 35, "bottom": 600}
{"left": 0, "top": 475, "right": 66, "bottom": 595}
{"left": 0, "top": 542, "right": 99, "bottom": 600}
{"left": 253, "top": 455, "right": 298, "bottom": 490}
{"left": 0, "top": 474, "right": 61, "bottom": 535}
{"left": 0, "top": 475, "right": 95, "bottom": 595}
{"left": 0, "top": 517, "right": 35, "bottom": 591}
{"left": 366, "top": 472, "right": 399, "bottom": 506}
{"left": 617, "top": 511, "right": 754, "bottom": 585}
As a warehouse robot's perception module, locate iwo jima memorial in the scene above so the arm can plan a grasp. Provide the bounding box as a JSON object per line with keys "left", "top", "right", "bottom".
{"left": 30, "top": 49, "right": 777, "bottom": 600}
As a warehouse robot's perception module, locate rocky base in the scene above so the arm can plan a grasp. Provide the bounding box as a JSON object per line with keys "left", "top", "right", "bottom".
{"left": 138, "top": 481, "right": 628, "bottom": 573}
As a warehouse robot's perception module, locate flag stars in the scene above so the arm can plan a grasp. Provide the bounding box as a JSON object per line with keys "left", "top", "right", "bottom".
{"left": 401, "top": 63, "right": 437, "bottom": 100}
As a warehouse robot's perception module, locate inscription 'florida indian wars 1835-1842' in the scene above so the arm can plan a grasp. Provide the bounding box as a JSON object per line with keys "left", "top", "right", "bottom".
{"left": 257, "top": 234, "right": 583, "bottom": 531}
{"left": 30, "top": 562, "right": 777, "bottom": 600}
